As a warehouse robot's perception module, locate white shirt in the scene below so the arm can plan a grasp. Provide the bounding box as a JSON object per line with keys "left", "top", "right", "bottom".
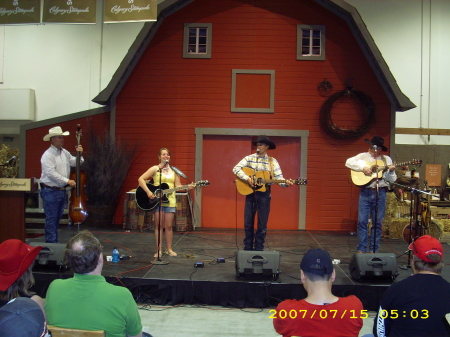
{"left": 345, "top": 152, "right": 397, "bottom": 188}
{"left": 40, "top": 145, "right": 83, "bottom": 187}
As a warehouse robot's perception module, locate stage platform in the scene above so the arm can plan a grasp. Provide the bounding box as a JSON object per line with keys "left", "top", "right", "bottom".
{"left": 28, "top": 227, "right": 450, "bottom": 311}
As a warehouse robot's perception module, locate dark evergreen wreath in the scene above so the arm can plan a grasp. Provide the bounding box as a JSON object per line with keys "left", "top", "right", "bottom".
{"left": 319, "top": 89, "right": 376, "bottom": 139}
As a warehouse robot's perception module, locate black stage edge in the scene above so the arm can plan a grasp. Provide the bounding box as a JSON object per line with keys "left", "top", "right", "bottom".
{"left": 28, "top": 227, "right": 450, "bottom": 311}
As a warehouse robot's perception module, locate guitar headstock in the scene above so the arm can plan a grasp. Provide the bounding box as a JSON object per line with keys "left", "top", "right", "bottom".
{"left": 411, "top": 159, "right": 422, "bottom": 166}
{"left": 76, "top": 124, "right": 82, "bottom": 146}
{"left": 195, "top": 180, "right": 210, "bottom": 187}
{"left": 294, "top": 178, "right": 307, "bottom": 185}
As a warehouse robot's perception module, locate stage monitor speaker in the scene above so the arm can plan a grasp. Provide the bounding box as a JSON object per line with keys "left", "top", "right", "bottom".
{"left": 28, "top": 242, "right": 67, "bottom": 267}
{"left": 349, "top": 253, "right": 398, "bottom": 281}
{"left": 235, "top": 250, "right": 281, "bottom": 280}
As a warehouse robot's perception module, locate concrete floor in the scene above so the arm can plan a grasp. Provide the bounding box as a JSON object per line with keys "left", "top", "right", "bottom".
{"left": 139, "top": 304, "right": 376, "bottom": 337}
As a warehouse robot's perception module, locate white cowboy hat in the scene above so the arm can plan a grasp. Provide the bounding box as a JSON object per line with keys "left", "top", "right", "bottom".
{"left": 43, "top": 126, "right": 70, "bottom": 141}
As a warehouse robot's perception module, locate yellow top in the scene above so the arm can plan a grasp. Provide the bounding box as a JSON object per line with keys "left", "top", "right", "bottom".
{"left": 153, "top": 170, "right": 176, "bottom": 207}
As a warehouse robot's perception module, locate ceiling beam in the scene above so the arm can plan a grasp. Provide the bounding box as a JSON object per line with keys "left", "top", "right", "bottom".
{"left": 395, "top": 128, "right": 450, "bottom": 136}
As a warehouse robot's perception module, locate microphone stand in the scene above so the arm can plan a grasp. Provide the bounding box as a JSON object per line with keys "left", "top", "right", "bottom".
{"left": 371, "top": 150, "right": 380, "bottom": 254}
{"left": 153, "top": 163, "right": 169, "bottom": 265}
{"left": 253, "top": 150, "right": 260, "bottom": 237}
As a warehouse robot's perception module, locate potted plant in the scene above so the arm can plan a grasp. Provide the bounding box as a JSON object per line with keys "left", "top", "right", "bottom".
{"left": 81, "top": 127, "right": 137, "bottom": 228}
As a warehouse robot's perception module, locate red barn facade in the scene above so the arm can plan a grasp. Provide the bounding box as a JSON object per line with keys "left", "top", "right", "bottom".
{"left": 22, "top": 0, "right": 414, "bottom": 231}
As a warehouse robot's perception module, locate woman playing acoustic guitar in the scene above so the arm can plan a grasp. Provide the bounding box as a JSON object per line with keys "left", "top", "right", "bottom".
{"left": 138, "top": 148, "right": 193, "bottom": 258}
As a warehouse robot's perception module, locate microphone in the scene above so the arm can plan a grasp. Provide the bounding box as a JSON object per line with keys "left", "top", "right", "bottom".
{"left": 5, "top": 156, "right": 16, "bottom": 166}
{"left": 164, "top": 160, "right": 169, "bottom": 167}
{"left": 372, "top": 145, "right": 377, "bottom": 151}
{"left": 256, "top": 148, "right": 260, "bottom": 154}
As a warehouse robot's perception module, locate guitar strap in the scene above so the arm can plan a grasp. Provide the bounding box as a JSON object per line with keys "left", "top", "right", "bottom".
{"left": 267, "top": 156, "right": 274, "bottom": 193}
{"left": 268, "top": 156, "right": 274, "bottom": 179}
{"left": 380, "top": 154, "right": 388, "bottom": 172}
{"left": 380, "top": 154, "right": 392, "bottom": 191}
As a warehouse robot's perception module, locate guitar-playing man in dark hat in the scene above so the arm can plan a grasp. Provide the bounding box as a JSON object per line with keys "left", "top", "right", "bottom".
{"left": 233, "top": 135, "right": 293, "bottom": 251}
{"left": 345, "top": 136, "right": 396, "bottom": 253}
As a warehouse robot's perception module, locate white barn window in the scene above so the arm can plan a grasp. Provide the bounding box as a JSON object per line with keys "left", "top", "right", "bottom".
{"left": 183, "top": 23, "right": 212, "bottom": 59}
{"left": 297, "top": 25, "right": 325, "bottom": 61}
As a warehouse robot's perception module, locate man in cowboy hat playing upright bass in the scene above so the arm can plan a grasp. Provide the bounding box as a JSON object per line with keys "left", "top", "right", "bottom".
{"left": 345, "top": 136, "right": 396, "bottom": 253}
{"left": 233, "top": 135, "right": 293, "bottom": 251}
{"left": 40, "top": 126, "right": 83, "bottom": 243}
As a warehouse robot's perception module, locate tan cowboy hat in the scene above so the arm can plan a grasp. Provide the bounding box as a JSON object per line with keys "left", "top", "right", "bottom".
{"left": 43, "top": 126, "right": 70, "bottom": 141}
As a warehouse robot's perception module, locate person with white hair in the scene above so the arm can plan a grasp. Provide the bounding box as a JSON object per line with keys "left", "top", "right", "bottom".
{"left": 40, "top": 125, "right": 83, "bottom": 243}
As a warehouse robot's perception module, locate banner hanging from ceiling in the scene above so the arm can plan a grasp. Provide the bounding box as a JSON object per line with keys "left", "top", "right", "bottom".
{"left": 42, "top": 0, "right": 96, "bottom": 24}
{"left": 104, "top": 0, "right": 157, "bottom": 23}
{"left": 0, "top": 0, "right": 40, "bottom": 25}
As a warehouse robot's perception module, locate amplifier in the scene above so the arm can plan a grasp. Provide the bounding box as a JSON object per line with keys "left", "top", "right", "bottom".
{"left": 349, "top": 253, "right": 398, "bottom": 281}
{"left": 235, "top": 250, "right": 281, "bottom": 279}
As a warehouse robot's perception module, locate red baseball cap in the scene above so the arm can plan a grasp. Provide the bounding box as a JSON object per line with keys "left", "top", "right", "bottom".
{"left": 408, "top": 235, "right": 443, "bottom": 263}
{"left": 0, "top": 240, "right": 42, "bottom": 291}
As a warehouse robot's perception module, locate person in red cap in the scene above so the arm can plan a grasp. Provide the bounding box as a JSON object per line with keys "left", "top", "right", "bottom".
{"left": 0, "top": 239, "right": 44, "bottom": 311}
{"left": 345, "top": 136, "right": 397, "bottom": 253}
{"left": 374, "top": 235, "right": 450, "bottom": 336}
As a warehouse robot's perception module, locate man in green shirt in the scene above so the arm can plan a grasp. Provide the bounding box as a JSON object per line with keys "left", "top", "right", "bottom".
{"left": 45, "top": 230, "right": 152, "bottom": 337}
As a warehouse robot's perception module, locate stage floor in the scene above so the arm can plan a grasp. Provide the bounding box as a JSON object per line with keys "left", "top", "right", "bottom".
{"left": 28, "top": 227, "right": 450, "bottom": 310}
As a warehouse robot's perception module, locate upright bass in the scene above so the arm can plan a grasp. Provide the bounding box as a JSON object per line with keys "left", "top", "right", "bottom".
{"left": 69, "top": 124, "right": 88, "bottom": 225}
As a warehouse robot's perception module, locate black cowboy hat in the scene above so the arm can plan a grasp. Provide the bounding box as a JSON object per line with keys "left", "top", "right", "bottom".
{"left": 365, "top": 136, "right": 388, "bottom": 152}
{"left": 253, "top": 135, "right": 276, "bottom": 150}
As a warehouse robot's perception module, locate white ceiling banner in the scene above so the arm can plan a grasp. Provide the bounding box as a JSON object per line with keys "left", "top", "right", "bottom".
{"left": 104, "top": 0, "right": 157, "bottom": 23}
{"left": 42, "top": 0, "right": 96, "bottom": 24}
{"left": 0, "top": 0, "right": 41, "bottom": 25}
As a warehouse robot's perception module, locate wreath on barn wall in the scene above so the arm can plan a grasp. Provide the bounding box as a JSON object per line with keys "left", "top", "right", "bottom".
{"left": 319, "top": 88, "right": 376, "bottom": 139}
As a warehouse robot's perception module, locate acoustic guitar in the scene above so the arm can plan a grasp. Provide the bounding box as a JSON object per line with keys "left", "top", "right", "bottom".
{"left": 350, "top": 159, "right": 422, "bottom": 187}
{"left": 235, "top": 167, "right": 307, "bottom": 196}
{"left": 135, "top": 180, "right": 209, "bottom": 211}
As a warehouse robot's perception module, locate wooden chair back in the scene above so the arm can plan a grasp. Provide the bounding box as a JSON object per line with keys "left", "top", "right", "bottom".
{"left": 47, "top": 325, "right": 106, "bottom": 337}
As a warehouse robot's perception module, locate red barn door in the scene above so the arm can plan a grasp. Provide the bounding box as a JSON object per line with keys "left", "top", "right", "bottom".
{"left": 201, "top": 135, "right": 301, "bottom": 230}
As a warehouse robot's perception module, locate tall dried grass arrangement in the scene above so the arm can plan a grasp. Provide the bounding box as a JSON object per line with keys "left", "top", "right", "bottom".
{"left": 81, "top": 128, "right": 137, "bottom": 211}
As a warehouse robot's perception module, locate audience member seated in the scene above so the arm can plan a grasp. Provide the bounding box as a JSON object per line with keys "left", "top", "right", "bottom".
{"left": 0, "top": 297, "right": 49, "bottom": 337}
{"left": 373, "top": 235, "right": 450, "bottom": 337}
{"left": 273, "top": 248, "right": 363, "bottom": 337}
{"left": 45, "top": 230, "right": 152, "bottom": 337}
{"left": 0, "top": 239, "right": 44, "bottom": 311}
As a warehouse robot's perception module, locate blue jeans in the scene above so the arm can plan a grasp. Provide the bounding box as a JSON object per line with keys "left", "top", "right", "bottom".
{"left": 357, "top": 188, "right": 387, "bottom": 253}
{"left": 40, "top": 187, "right": 66, "bottom": 243}
{"left": 244, "top": 191, "right": 271, "bottom": 251}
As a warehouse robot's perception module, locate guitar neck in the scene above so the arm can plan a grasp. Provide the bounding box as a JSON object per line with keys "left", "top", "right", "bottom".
{"left": 162, "top": 184, "right": 191, "bottom": 195}
{"left": 376, "top": 161, "right": 414, "bottom": 172}
{"left": 261, "top": 179, "right": 289, "bottom": 184}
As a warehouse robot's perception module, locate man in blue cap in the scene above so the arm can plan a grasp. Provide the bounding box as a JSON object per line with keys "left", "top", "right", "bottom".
{"left": 273, "top": 248, "right": 363, "bottom": 337}
{"left": 0, "top": 297, "right": 48, "bottom": 337}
